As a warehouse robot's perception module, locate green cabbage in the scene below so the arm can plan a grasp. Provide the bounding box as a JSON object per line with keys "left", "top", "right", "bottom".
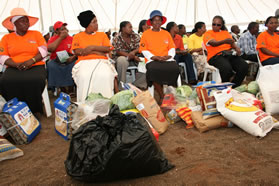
{"left": 176, "top": 85, "right": 193, "bottom": 98}
{"left": 86, "top": 93, "right": 107, "bottom": 101}
{"left": 247, "top": 81, "right": 259, "bottom": 95}
{"left": 110, "top": 90, "right": 135, "bottom": 111}
{"left": 234, "top": 84, "right": 248, "bottom": 92}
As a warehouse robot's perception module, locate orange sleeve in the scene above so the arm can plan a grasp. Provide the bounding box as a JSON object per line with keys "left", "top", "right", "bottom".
{"left": 71, "top": 34, "right": 80, "bottom": 51}
{"left": 0, "top": 35, "right": 9, "bottom": 56}
{"left": 203, "top": 31, "right": 213, "bottom": 45}
{"left": 256, "top": 32, "right": 266, "bottom": 49}
{"left": 167, "top": 32, "right": 175, "bottom": 50}
{"left": 102, "top": 32, "right": 112, "bottom": 47}
{"left": 139, "top": 32, "right": 148, "bottom": 53}
{"left": 35, "top": 31, "right": 47, "bottom": 47}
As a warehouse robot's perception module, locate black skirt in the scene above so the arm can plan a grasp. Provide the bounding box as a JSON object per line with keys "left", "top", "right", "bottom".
{"left": 146, "top": 61, "right": 180, "bottom": 87}
{"left": 0, "top": 65, "right": 46, "bottom": 114}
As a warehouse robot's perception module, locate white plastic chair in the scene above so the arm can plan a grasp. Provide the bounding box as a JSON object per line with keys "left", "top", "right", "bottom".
{"left": 148, "top": 75, "right": 182, "bottom": 96}
{"left": 178, "top": 62, "right": 188, "bottom": 83}
{"left": 201, "top": 42, "right": 222, "bottom": 83}
{"left": 126, "top": 65, "right": 137, "bottom": 82}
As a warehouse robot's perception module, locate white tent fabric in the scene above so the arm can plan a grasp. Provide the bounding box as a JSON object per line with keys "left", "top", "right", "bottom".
{"left": 0, "top": 0, "right": 278, "bottom": 37}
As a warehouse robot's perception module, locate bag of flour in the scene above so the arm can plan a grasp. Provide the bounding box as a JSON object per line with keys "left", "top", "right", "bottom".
{"left": 214, "top": 88, "right": 279, "bottom": 137}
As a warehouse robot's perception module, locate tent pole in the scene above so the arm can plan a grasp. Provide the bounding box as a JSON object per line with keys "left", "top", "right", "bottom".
{"left": 194, "top": 0, "right": 197, "bottom": 24}
{"left": 38, "top": 0, "right": 44, "bottom": 32}
{"left": 115, "top": 0, "right": 117, "bottom": 32}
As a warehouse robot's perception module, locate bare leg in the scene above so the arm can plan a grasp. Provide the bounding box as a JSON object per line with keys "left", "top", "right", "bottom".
{"left": 114, "top": 77, "right": 119, "bottom": 94}
{"left": 153, "top": 82, "right": 164, "bottom": 101}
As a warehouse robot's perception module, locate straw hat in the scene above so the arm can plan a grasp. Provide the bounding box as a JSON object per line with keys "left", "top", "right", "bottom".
{"left": 2, "top": 8, "right": 38, "bottom": 31}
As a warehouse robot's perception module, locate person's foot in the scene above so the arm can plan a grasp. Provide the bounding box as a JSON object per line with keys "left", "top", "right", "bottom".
{"left": 189, "top": 80, "right": 198, "bottom": 85}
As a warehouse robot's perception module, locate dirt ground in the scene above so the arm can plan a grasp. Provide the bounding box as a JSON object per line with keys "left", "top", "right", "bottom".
{"left": 1, "top": 92, "right": 279, "bottom": 186}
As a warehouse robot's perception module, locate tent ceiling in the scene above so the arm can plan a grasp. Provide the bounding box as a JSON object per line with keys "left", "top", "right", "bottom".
{"left": 0, "top": 0, "right": 278, "bottom": 35}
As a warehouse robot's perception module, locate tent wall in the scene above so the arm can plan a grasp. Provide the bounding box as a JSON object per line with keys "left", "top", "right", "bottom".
{"left": 0, "top": 0, "right": 278, "bottom": 37}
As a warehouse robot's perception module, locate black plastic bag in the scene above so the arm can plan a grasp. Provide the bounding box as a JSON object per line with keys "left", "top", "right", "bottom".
{"left": 65, "top": 105, "right": 174, "bottom": 182}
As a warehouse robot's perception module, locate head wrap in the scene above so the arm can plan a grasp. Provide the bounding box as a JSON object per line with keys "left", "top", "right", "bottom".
{"left": 77, "top": 10, "right": 96, "bottom": 28}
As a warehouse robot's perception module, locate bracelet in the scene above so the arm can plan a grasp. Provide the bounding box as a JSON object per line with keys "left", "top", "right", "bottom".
{"left": 32, "top": 57, "right": 36, "bottom": 63}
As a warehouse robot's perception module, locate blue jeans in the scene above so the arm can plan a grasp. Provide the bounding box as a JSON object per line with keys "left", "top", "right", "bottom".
{"left": 174, "top": 54, "right": 196, "bottom": 81}
{"left": 261, "top": 57, "right": 279, "bottom": 66}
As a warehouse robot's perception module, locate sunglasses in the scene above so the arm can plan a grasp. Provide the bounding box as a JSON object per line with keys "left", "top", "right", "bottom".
{"left": 212, "top": 23, "right": 222, "bottom": 27}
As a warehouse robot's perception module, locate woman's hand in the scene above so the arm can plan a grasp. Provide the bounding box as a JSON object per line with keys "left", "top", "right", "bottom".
{"left": 127, "top": 52, "right": 136, "bottom": 60}
{"left": 134, "top": 56, "right": 141, "bottom": 62}
{"left": 235, "top": 47, "right": 241, "bottom": 56}
{"left": 151, "top": 56, "right": 163, "bottom": 61}
{"left": 66, "top": 55, "right": 77, "bottom": 63}
{"left": 161, "top": 55, "right": 172, "bottom": 61}
{"left": 81, "top": 46, "right": 93, "bottom": 56}
{"left": 18, "top": 59, "right": 34, "bottom": 70}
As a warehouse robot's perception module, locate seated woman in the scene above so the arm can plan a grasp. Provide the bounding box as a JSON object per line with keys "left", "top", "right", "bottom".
{"left": 47, "top": 21, "right": 76, "bottom": 95}
{"left": 112, "top": 21, "right": 141, "bottom": 84}
{"left": 139, "top": 10, "right": 180, "bottom": 102}
{"left": 256, "top": 16, "right": 279, "bottom": 66}
{"left": 138, "top": 19, "right": 150, "bottom": 36}
{"left": 72, "top": 10, "right": 118, "bottom": 102}
{"left": 166, "top": 22, "right": 197, "bottom": 84}
{"left": 188, "top": 22, "right": 207, "bottom": 77}
{"left": 203, "top": 15, "right": 248, "bottom": 87}
{"left": 0, "top": 8, "right": 47, "bottom": 114}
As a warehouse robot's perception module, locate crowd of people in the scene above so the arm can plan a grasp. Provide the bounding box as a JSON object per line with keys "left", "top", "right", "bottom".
{"left": 0, "top": 7, "right": 278, "bottom": 116}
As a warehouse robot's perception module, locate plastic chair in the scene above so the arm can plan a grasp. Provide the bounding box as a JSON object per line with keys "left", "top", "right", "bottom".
{"left": 148, "top": 75, "right": 182, "bottom": 97}
{"left": 245, "top": 60, "right": 258, "bottom": 77}
{"left": 201, "top": 42, "right": 221, "bottom": 83}
{"left": 178, "top": 62, "right": 188, "bottom": 83}
{"left": 42, "top": 85, "right": 52, "bottom": 117}
{"left": 126, "top": 65, "right": 137, "bottom": 82}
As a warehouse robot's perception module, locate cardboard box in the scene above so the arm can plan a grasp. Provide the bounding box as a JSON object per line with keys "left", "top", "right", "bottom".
{"left": 54, "top": 93, "right": 78, "bottom": 140}
{"left": 0, "top": 98, "right": 41, "bottom": 144}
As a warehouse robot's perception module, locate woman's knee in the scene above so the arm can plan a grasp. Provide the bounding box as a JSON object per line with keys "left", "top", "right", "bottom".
{"left": 116, "top": 56, "right": 129, "bottom": 68}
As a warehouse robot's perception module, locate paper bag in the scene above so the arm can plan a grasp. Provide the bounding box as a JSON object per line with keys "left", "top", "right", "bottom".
{"left": 191, "top": 111, "right": 230, "bottom": 133}
{"left": 132, "top": 91, "right": 169, "bottom": 134}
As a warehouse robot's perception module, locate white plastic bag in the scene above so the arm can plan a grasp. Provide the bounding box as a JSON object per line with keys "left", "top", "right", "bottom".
{"left": 214, "top": 88, "right": 279, "bottom": 137}
{"left": 71, "top": 99, "right": 111, "bottom": 131}
{"left": 257, "top": 64, "right": 279, "bottom": 114}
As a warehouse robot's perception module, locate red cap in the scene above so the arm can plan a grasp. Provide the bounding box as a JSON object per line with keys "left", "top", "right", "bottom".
{"left": 53, "top": 21, "right": 67, "bottom": 30}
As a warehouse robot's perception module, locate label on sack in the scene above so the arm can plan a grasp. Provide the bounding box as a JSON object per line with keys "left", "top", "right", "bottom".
{"left": 13, "top": 106, "right": 39, "bottom": 135}
{"left": 55, "top": 108, "right": 67, "bottom": 137}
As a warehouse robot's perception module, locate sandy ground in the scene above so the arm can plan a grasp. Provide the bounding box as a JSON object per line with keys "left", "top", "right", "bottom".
{"left": 1, "top": 92, "right": 279, "bottom": 186}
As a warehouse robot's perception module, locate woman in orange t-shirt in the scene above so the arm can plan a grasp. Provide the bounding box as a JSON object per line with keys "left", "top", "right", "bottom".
{"left": 203, "top": 16, "right": 248, "bottom": 87}
{"left": 139, "top": 10, "right": 179, "bottom": 102}
{"left": 71, "top": 10, "right": 118, "bottom": 102}
{"left": 0, "top": 8, "right": 47, "bottom": 114}
{"left": 166, "top": 21, "right": 197, "bottom": 84}
{"left": 256, "top": 16, "right": 279, "bottom": 66}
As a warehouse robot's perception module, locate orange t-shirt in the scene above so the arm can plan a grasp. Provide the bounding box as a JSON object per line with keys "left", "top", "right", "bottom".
{"left": 139, "top": 29, "right": 175, "bottom": 62}
{"left": 173, "top": 34, "right": 184, "bottom": 50}
{"left": 256, "top": 31, "right": 279, "bottom": 62}
{"left": 71, "top": 31, "right": 112, "bottom": 64}
{"left": 203, "top": 30, "right": 232, "bottom": 61}
{"left": 0, "top": 30, "right": 46, "bottom": 66}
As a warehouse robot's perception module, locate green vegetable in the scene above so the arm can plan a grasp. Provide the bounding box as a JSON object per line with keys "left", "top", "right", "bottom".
{"left": 190, "top": 88, "right": 198, "bottom": 99}
{"left": 110, "top": 90, "right": 135, "bottom": 111}
{"left": 176, "top": 85, "right": 193, "bottom": 98}
{"left": 247, "top": 81, "right": 259, "bottom": 95}
{"left": 234, "top": 84, "right": 248, "bottom": 92}
{"left": 86, "top": 93, "right": 107, "bottom": 101}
